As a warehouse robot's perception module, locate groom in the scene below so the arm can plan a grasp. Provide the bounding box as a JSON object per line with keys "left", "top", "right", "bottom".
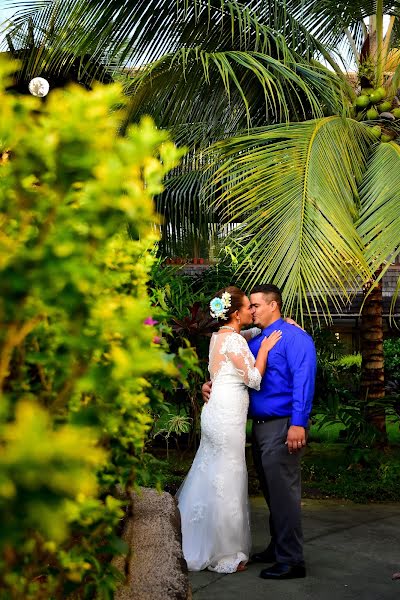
{"left": 202, "top": 284, "right": 317, "bottom": 580}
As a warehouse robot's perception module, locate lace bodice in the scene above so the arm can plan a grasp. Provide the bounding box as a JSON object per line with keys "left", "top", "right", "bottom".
{"left": 208, "top": 331, "right": 261, "bottom": 390}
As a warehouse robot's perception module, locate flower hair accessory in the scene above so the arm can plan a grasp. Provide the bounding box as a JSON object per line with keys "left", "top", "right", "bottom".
{"left": 210, "top": 291, "right": 232, "bottom": 320}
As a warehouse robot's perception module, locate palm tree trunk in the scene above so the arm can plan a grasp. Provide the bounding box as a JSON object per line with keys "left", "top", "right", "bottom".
{"left": 360, "top": 275, "right": 387, "bottom": 442}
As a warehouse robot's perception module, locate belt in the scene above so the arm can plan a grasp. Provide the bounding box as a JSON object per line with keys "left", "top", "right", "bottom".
{"left": 253, "top": 416, "right": 287, "bottom": 424}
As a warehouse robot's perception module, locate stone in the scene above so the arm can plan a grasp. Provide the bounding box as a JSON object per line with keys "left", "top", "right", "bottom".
{"left": 114, "top": 487, "right": 191, "bottom": 600}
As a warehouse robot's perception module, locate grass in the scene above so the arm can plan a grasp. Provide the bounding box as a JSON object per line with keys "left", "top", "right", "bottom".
{"left": 299, "top": 417, "right": 400, "bottom": 502}
{"left": 309, "top": 419, "right": 400, "bottom": 444}
{"left": 300, "top": 442, "right": 400, "bottom": 502}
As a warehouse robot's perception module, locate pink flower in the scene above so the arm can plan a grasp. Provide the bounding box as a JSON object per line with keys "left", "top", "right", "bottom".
{"left": 152, "top": 336, "right": 162, "bottom": 344}
{"left": 144, "top": 316, "right": 158, "bottom": 326}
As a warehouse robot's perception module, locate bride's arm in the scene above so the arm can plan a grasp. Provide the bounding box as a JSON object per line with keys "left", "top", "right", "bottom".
{"left": 226, "top": 332, "right": 281, "bottom": 389}
{"left": 241, "top": 327, "right": 261, "bottom": 341}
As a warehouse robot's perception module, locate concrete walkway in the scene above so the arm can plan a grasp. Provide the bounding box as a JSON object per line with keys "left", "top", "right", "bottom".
{"left": 189, "top": 497, "right": 400, "bottom": 600}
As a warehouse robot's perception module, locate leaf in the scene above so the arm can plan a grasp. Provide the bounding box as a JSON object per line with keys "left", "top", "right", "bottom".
{"left": 357, "top": 141, "right": 400, "bottom": 274}
{"left": 211, "top": 117, "right": 376, "bottom": 320}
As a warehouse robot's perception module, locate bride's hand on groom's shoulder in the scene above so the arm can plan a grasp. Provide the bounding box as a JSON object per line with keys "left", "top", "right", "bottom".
{"left": 261, "top": 329, "right": 282, "bottom": 352}
{"left": 285, "top": 317, "right": 304, "bottom": 330}
{"left": 202, "top": 381, "right": 212, "bottom": 403}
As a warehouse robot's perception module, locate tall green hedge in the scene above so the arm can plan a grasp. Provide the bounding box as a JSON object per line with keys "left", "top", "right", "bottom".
{"left": 0, "top": 58, "right": 187, "bottom": 599}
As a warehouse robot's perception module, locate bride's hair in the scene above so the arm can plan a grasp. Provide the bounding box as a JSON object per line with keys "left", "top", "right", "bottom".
{"left": 213, "top": 286, "right": 246, "bottom": 320}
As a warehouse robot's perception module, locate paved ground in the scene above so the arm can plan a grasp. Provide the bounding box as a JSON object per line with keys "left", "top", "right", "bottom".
{"left": 189, "top": 497, "right": 400, "bottom": 600}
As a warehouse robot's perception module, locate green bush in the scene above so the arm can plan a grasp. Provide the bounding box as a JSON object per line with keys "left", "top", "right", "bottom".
{"left": 312, "top": 342, "right": 400, "bottom": 447}
{"left": 384, "top": 338, "right": 400, "bottom": 381}
{"left": 302, "top": 448, "right": 400, "bottom": 502}
{"left": 147, "top": 260, "right": 229, "bottom": 444}
{"left": 0, "top": 57, "right": 187, "bottom": 599}
{"left": 332, "top": 354, "right": 362, "bottom": 370}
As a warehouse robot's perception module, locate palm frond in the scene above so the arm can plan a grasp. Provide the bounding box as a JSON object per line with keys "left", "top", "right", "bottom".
{"left": 1, "top": 1, "right": 291, "bottom": 73}
{"left": 386, "top": 57, "right": 400, "bottom": 98}
{"left": 210, "top": 117, "right": 376, "bottom": 320}
{"left": 357, "top": 141, "right": 400, "bottom": 274}
{"left": 156, "top": 167, "right": 218, "bottom": 259}
{"left": 0, "top": 1, "right": 349, "bottom": 81}
{"left": 283, "top": 0, "right": 400, "bottom": 48}
{"left": 1, "top": 0, "right": 119, "bottom": 85}
{"left": 125, "top": 47, "right": 348, "bottom": 133}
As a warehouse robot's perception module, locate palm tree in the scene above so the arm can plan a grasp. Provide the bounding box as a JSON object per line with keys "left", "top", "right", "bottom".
{"left": 1, "top": 0, "right": 349, "bottom": 258}
{"left": 210, "top": 1, "right": 400, "bottom": 438}
{"left": 2, "top": 0, "right": 400, "bottom": 439}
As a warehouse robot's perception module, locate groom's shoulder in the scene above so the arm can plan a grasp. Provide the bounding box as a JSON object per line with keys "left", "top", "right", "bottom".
{"left": 281, "top": 321, "right": 314, "bottom": 344}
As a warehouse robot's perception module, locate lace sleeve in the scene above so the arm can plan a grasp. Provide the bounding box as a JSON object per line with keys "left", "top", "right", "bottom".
{"left": 241, "top": 327, "right": 261, "bottom": 341}
{"left": 224, "top": 333, "right": 262, "bottom": 390}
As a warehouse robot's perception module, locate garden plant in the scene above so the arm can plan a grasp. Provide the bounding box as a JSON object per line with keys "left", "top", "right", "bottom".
{"left": 0, "top": 56, "right": 198, "bottom": 599}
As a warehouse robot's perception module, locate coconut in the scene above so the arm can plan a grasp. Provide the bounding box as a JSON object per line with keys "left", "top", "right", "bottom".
{"left": 355, "top": 95, "right": 371, "bottom": 108}
{"left": 392, "top": 108, "right": 400, "bottom": 118}
{"left": 378, "top": 101, "right": 392, "bottom": 113}
{"left": 381, "top": 133, "right": 394, "bottom": 142}
{"left": 366, "top": 107, "right": 379, "bottom": 120}
{"left": 370, "top": 125, "right": 382, "bottom": 138}
{"left": 369, "top": 88, "right": 385, "bottom": 103}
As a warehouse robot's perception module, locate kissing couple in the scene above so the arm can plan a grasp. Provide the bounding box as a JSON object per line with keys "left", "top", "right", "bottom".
{"left": 176, "top": 284, "right": 317, "bottom": 579}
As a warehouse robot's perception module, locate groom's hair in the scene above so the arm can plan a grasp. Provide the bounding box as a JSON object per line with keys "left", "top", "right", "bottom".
{"left": 250, "top": 284, "right": 282, "bottom": 311}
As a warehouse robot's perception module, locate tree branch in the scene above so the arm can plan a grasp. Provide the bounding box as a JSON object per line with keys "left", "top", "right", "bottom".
{"left": 0, "top": 317, "right": 43, "bottom": 393}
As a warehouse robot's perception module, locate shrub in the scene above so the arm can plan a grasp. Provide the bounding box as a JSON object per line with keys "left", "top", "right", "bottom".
{"left": 302, "top": 450, "right": 400, "bottom": 502}
{"left": 384, "top": 338, "right": 400, "bottom": 381}
{"left": 332, "top": 354, "right": 362, "bottom": 370}
{"left": 0, "top": 57, "right": 187, "bottom": 599}
{"left": 312, "top": 343, "right": 400, "bottom": 447}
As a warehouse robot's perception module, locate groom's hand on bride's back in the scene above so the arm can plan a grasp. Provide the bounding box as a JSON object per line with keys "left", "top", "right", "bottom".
{"left": 202, "top": 381, "right": 212, "bottom": 403}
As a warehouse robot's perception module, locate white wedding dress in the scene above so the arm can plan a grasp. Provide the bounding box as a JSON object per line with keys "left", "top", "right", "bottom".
{"left": 176, "top": 330, "right": 262, "bottom": 573}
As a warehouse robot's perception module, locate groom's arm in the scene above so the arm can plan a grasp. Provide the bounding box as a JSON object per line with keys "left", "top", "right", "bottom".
{"left": 285, "top": 333, "right": 317, "bottom": 453}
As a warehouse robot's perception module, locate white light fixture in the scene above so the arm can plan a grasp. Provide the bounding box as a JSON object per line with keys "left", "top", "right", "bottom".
{"left": 28, "top": 77, "right": 50, "bottom": 97}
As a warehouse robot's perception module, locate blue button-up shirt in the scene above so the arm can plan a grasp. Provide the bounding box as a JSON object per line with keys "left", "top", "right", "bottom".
{"left": 247, "top": 318, "right": 317, "bottom": 427}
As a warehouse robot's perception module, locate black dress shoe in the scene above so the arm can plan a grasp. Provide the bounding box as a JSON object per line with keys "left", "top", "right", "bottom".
{"left": 259, "top": 562, "right": 306, "bottom": 579}
{"left": 250, "top": 548, "right": 276, "bottom": 563}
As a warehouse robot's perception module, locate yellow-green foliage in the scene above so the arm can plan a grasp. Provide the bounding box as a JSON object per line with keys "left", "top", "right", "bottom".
{"left": 0, "top": 57, "right": 185, "bottom": 598}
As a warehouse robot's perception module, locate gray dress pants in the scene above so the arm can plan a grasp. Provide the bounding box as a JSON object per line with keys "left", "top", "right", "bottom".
{"left": 252, "top": 417, "right": 304, "bottom": 565}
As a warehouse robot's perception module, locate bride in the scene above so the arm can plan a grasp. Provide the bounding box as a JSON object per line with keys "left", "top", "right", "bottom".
{"left": 176, "top": 286, "right": 281, "bottom": 574}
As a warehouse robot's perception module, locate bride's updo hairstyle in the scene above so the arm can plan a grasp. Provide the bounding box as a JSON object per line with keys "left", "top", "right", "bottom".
{"left": 210, "top": 286, "right": 246, "bottom": 321}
